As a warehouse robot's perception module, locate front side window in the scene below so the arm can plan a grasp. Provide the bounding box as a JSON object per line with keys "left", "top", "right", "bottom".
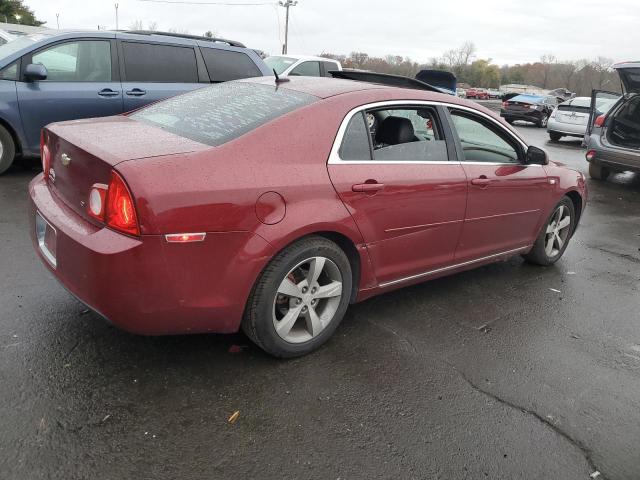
{"left": 369, "top": 107, "right": 448, "bottom": 161}
{"left": 0, "top": 61, "right": 18, "bottom": 80}
{"left": 122, "top": 42, "right": 197, "bottom": 83}
{"left": 32, "top": 41, "right": 111, "bottom": 82}
{"left": 449, "top": 110, "right": 520, "bottom": 163}
{"left": 131, "top": 82, "right": 317, "bottom": 147}
{"left": 289, "top": 61, "right": 321, "bottom": 77}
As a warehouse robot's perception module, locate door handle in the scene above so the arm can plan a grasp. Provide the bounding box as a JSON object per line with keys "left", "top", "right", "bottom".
{"left": 126, "top": 88, "right": 146, "bottom": 97}
{"left": 471, "top": 176, "right": 491, "bottom": 188}
{"left": 98, "top": 88, "right": 119, "bottom": 97}
{"left": 352, "top": 182, "right": 385, "bottom": 193}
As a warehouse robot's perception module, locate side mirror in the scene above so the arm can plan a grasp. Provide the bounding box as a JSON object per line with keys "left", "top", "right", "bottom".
{"left": 24, "top": 63, "right": 47, "bottom": 81}
{"left": 526, "top": 145, "right": 549, "bottom": 165}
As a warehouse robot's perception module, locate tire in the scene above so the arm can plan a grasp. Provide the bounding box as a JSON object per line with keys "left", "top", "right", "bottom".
{"left": 538, "top": 115, "right": 549, "bottom": 128}
{"left": 0, "top": 124, "right": 16, "bottom": 175}
{"left": 588, "top": 162, "right": 610, "bottom": 181}
{"left": 242, "top": 236, "right": 352, "bottom": 358}
{"left": 549, "top": 132, "right": 562, "bottom": 141}
{"left": 523, "top": 197, "right": 576, "bottom": 266}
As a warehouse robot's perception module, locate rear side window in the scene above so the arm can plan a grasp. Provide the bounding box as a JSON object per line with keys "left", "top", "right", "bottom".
{"left": 339, "top": 112, "right": 371, "bottom": 160}
{"left": 131, "top": 82, "right": 317, "bottom": 146}
{"left": 200, "top": 48, "right": 261, "bottom": 82}
{"left": 122, "top": 42, "right": 197, "bottom": 82}
{"left": 322, "top": 61, "right": 338, "bottom": 77}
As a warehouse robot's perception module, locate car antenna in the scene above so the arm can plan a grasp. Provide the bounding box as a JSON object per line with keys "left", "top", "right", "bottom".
{"left": 274, "top": 69, "right": 290, "bottom": 84}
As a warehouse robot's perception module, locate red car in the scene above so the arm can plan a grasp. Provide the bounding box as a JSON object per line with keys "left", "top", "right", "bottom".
{"left": 30, "top": 77, "right": 587, "bottom": 357}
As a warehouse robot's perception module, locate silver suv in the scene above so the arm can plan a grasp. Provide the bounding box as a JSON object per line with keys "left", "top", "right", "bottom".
{"left": 585, "top": 63, "right": 640, "bottom": 180}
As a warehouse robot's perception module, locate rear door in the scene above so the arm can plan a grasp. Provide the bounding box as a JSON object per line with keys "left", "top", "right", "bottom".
{"left": 447, "top": 108, "right": 551, "bottom": 261}
{"left": 587, "top": 90, "right": 622, "bottom": 137}
{"left": 16, "top": 39, "right": 122, "bottom": 150}
{"left": 327, "top": 103, "right": 468, "bottom": 286}
{"left": 119, "top": 40, "right": 204, "bottom": 112}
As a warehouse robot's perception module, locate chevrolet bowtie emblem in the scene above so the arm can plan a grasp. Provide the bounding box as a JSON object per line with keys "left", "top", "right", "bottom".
{"left": 61, "top": 153, "right": 71, "bottom": 166}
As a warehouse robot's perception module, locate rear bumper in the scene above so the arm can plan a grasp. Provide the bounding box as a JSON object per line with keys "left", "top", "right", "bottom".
{"left": 586, "top": 131, "right": 640, "bottom": 172}
{"left": 500, "top": 109, "right": 543, "bottom": 123}
{"left": 547, "top": 119, "right": 586, "bottom": 137}
{"left": 29, "top": 174, "right": 274, "bottom": 335}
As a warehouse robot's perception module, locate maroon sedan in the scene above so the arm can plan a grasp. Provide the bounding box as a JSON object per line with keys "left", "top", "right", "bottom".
{"left": 30, "top": 77, "right": 587, "bottom": 357}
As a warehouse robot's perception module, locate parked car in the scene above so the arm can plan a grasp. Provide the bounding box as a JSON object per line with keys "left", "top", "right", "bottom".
{"left": 0, "top": 29, "right": 272, "bottom": 174}
{"left": 548, "top": 96, "right": 617, "bottom": 141}
{"left": 501, "top": 92, "right": 521, "bottom": 102}
{"left": 465, "top": 87, "right": 479, "bottom": 99}
{"left": 500, "top": 94, "right": 558, "bottom": 127}
{"left": 456, "top": 88, "right": 466, "bottom": 98}
{"left": 487, "top": 89, "right": 501, "bottom": 99}
{"left": 475, "top": 89, "right": 490, "bottom": 100}
{"left": 30, "top": 75, "right": 587, "bottom": 357}
{"left": 0, "top": 29, "right": 16, "bottom": 45}
{"left": 585, "top": 62, "right": 640, "bottom": 180}
{"left": 263, "top": 54, "right": 341, "bottom": 77}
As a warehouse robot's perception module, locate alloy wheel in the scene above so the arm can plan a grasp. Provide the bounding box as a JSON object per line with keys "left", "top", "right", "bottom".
{"left": 544, "top": 205, "right": 572, "bottom": 258}
{"left": 272, "top": 256, "right": 343, "bottom": 344}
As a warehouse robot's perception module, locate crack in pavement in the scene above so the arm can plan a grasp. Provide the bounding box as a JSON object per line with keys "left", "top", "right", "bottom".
{"left": 589, "top": 245, "right": 640, "bottom": 264}
{"left": 362, "top": 318, "right": 605, "bottom": 479}
{"left": 452, "top": 366, "right": 605, "bottom": 480}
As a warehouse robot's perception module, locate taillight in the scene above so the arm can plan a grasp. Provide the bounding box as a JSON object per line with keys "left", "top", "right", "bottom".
{"left": 502, "top": 101, "right": 508, "bottom": 108}
{"left": 586, "top": 150, "right": 596, "bottom": 161}
{"left": 105, "top": 171, "right": 140, "bottom": 236}
{"left": 40, "top": 131, "right": 51, "bottom": 181}
{"left": 594, "top": 114, "right": 607, "bottom": 128}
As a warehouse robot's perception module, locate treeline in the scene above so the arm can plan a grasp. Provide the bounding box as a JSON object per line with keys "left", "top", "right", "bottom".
{"left": 320, "top": 42, "right": 622, "bottom": 96}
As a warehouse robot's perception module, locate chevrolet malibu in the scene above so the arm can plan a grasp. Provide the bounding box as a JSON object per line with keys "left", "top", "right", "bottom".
{"left": 30, "top": 77, "right": 587, "bottom": 357}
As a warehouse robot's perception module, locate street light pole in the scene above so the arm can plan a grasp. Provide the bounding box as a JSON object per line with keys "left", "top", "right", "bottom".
{"left": 114, "top": 3, "right": 119, "bottom": 30}
{"left": 278, "top": 0, "right": 297, "bottom": 55}
{"left": 56, "top": 13, "right": 60, "bottom": 29}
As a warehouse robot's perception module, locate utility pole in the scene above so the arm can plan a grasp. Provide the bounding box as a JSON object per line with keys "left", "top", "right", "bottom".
{"left": 114, "top": 3, "right": 119, "bottom": 30}
{"left": 56, "top": 13, "right": 60, "bottom": 29}
{"left": 278, "top": 0, "right": 297, "bottom": 54}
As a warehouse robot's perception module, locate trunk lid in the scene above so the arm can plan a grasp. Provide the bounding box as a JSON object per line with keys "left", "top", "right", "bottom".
{"left": 614, "top": 62, "right": 640, "bottom": 93}
{"left": 555, "top": 102, "right": 590, "bottom": 124}
{"left": 44, "top": 115, "right": 209, "bottom": 223}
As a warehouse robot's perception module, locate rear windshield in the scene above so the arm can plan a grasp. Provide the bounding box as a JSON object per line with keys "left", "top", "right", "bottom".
{"left": 130, "top": 82, "right": 317, "bottom": 147}
{"left": 510, "top": 95, "right": 543, "bottom": 104}
{"left": 264, "top": 56, "right": 297, "bottom": 75}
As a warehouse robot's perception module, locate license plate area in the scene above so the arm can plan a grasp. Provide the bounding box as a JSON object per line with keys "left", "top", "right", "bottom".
{"left": 35, "top": 211, "right": 57, "bottom": 268}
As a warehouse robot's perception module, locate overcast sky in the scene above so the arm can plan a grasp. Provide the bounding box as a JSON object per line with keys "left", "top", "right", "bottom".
{"left": 25, "top": 0, "right": 640, "bottom": 65}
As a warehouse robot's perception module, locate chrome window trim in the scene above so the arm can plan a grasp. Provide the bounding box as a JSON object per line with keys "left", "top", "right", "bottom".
{"left": 328, "top": 99, "right": 530, "bottom": 166}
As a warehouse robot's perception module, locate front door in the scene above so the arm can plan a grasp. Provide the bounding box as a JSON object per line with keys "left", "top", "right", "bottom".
{"left": 16, "top": 39, "right": 123, "bottom": 152}
{"left": 328, "top": 104, "right": 468, "bottom": 286}
{"left": 447, "top": 108, "right": 551, "bottom": 261}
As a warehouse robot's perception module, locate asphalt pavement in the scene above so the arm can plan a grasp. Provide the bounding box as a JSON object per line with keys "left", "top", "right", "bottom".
{"left": 1, "top": 121, "right": 639, "bottom": 480}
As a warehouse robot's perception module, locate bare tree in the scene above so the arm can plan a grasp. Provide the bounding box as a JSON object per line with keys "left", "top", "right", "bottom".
{"left": 540, "top": 54, "right": 557, "bottom": 88}
{"left": 148, "top": 21, "right": 158, "bottom": 31}
{"left": 128, "top": 20, "right": 144, "bottom": 31}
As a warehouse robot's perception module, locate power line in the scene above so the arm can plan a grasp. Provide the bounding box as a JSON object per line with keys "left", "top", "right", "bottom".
{"left": 138, "top": 0, "right": 275, "bottom": 4}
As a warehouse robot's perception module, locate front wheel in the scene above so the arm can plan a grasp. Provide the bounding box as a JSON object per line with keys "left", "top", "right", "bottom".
{"left": 242, "top": 236, "right": 352, "bottom": 358}
{"left": 538, "top": 115, "right": 549, "bottom": 128}
{"left": 523, "top": 197, "right": 576, "bottom": 266}
{"left": 0, "top": 124, "right": 16, "bottom": 175}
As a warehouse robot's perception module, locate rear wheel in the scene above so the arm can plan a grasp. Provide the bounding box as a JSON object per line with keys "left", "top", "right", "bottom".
{"left": 0, "top": 124, "right": 16, "bottom": 175}
{"left": 523, "top": 197, "right": 575, "bottom": 266}
{"left": 242, "top": 236, "right": 352, "bottom": 358}
{"left": 588, "top": 162, "right": 610, "bottom": 180}
{"left": 549, "top": 132, "right": 562, "bottom": 141}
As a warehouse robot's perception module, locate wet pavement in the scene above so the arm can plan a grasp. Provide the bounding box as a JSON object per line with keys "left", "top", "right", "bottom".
{"left": 1, "top": 124, "right": 639, "bottom": 480}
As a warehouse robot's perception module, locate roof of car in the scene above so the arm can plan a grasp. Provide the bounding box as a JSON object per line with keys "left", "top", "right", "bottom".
{"left": 269, "top": 54, "right": 339, "bottom": 63}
